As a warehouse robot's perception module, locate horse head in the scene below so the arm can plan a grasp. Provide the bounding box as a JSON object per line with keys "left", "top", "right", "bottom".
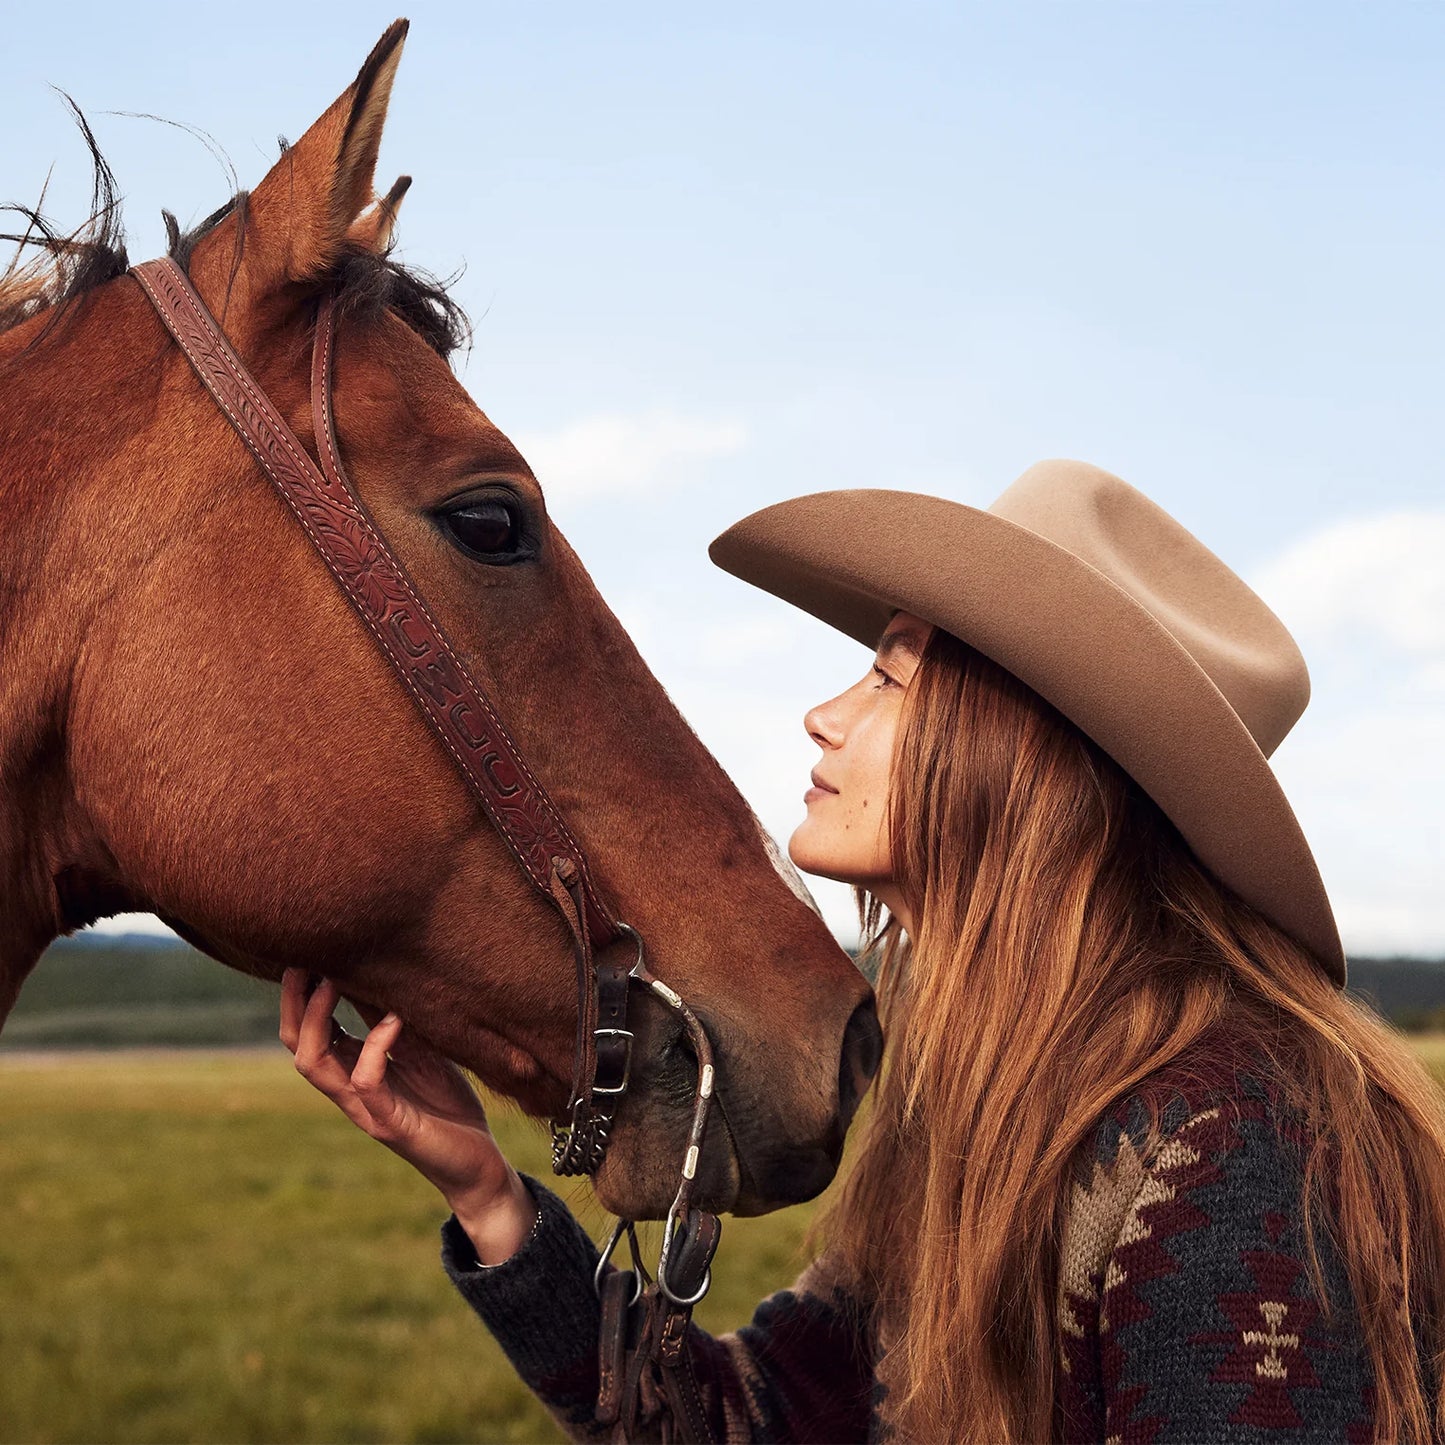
{"left": 0, "top": 21, "right": 880, "bottom": 1219}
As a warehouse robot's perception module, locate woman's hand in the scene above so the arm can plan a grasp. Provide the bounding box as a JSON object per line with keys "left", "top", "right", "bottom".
{"left": 279, "top": 967, "right": 538, "bottom": 1264}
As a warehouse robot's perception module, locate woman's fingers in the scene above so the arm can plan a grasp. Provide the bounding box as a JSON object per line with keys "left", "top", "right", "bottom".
{"left": 277, "top": 978, "right": 508, "bottom": 1204}
{"left": 293, "top": 977, "right": 362, "bottom": 1101}
{"left": 283, "top": 973, "right": 406, "bottom": 1140}
{"left": 279, "top": 966, "right": 308, "bottom": 1051}
{"left": 350, "top": 1012, "right": 405, "bottom": 1134}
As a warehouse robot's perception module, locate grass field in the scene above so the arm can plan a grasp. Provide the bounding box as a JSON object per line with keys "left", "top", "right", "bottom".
{"left": 7, "top": 1041, "right": 1445, "bottom": 1445}
{"left": 0, "top": 1049, "right": 826, "bottom": 1445}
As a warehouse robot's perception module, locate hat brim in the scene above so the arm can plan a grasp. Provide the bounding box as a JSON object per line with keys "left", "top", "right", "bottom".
{"left": 710, "top": 490, "right": 1344, "bottom": 983}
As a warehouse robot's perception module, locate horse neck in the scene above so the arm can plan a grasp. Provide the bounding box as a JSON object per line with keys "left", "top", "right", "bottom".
{"left": 0, "top": 299, "right": 145, "bottom": 1001}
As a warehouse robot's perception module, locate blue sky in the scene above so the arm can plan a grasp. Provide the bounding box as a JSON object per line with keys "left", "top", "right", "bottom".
{"left": 7, "top": 4, "right": 1443, "bottom": 952}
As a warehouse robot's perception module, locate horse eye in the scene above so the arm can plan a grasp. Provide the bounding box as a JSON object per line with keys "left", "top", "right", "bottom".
{"left": 440, "top": 498, "right": 526, "bottom": 563}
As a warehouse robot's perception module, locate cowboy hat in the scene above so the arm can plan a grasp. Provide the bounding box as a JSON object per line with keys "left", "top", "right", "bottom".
{"left": 709, "top": 459, "right": 1344, "bottom": 984}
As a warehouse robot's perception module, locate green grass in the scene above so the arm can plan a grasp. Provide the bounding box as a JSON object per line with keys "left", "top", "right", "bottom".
{"left": 9, "top": 1039, "right": 1445, "bottom": 1444}
{"left": 1406, "top": 1032, "right": 1445, "bottom": 1077}
{"left": 0, "top": 1050, "right": 824, "bottom": 1445}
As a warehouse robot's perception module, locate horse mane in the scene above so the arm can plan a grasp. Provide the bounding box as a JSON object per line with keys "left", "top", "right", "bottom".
{"left": 0, "top": 106, "right": 470, "bottom": 359}
{"left": 0, "top": 99, "right": 130, "bottom": 341}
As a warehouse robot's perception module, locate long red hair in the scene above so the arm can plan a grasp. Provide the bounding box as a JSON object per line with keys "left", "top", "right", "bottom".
{"left": 818, "top": 627, "right": 1445, "bottom": 1442}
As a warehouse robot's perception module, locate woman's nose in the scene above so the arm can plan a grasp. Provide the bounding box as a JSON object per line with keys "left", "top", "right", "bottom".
{"left": 804, "top": 695, "right": 845, "bottom": 749}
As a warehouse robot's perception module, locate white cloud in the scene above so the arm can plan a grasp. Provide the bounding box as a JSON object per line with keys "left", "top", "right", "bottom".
{"left": 1273, "top": 707, "right": 1445, "bottom": 955}
{"left": 1254, "top": 511, "right": 1445, "bottom": 956}
{"left": 1253, "top": 511, "right": 1445, "bottom": 662}
{"left": 515, "top": 410, "right": 747, "bottom": 509}
{"left": 82, "top": 913, "right": 175, "bottom": 939}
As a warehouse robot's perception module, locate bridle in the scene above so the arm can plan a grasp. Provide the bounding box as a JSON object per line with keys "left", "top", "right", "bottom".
{"left": 131, "top": 257, "right": 722, "bottom": 1439}
{"left": 129, "top": 256, "right": 637, "bottom": 1172}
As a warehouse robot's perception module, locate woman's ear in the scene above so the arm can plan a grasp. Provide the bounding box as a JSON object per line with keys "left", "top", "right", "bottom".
{"left": 186, "top": 19, "right": 409, "bottom": 306}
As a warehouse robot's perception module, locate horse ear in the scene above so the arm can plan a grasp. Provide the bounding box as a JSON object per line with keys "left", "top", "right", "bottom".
{"left": 191, "top": 20, "right": 408, "bottom": 293}
{"left": 347, "top": 174, "right": 411, "bottom": 255}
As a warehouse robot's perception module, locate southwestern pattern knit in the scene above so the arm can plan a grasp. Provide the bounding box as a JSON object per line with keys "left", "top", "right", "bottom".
{"left": 443, "top": 1060, "right": 1376, "bottom": 1443}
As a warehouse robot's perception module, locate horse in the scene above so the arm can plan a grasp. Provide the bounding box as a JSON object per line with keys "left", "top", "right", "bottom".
{"left": 0, "top": 20, "right": 880, "bottom": 1223}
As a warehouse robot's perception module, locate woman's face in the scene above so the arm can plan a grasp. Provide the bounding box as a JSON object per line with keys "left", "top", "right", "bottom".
{"left": 789, "top": 611, "right": 933, "bottom": 927}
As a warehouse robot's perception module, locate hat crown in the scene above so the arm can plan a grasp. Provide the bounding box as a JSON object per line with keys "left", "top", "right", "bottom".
{"left": 989, "top": 462, "right": 1309, "bottom": 758}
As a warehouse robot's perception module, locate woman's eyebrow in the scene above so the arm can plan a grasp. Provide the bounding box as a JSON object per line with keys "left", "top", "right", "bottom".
{"left": 876, "top": 632, "right": 922, "bottom": 664}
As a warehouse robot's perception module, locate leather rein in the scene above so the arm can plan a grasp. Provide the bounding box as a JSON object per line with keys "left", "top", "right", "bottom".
{"left": 131, "top": 257, "right": 722, "bottom": 1440}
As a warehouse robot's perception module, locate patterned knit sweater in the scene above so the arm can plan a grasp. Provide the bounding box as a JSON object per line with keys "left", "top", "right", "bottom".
{"left": 441, "top": 1060, "right": 1379, "bottom": 1443}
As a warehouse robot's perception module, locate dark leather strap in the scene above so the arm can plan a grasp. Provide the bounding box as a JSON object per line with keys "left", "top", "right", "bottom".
{"left": 658, "top": 1210, "right": 721, "bottom": 1308}
{"left": 596, "top": 1268, "right": 637, "bottom": 1429}
{"left": 659, "top": 1344, "right": 715, "bottom": 1445}
{"left": 601, "top": 1276, "right": 718, "bottom": 1445}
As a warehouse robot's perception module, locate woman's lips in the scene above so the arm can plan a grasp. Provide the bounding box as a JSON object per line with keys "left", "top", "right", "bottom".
{"left": 805, "top": 772, "right": 839, "bottom": 803}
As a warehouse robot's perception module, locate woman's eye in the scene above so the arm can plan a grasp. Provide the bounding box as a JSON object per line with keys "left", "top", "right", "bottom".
{"left": 439, "top": 498, "right": 526, "bottom": 563}
{"left": 872, "top": 665, "right": 895, "bottom": 688}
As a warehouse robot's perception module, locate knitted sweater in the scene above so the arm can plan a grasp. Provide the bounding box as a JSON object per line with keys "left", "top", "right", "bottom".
{"left": 441, "top": 1062, "right": 1378, "bottom": 1443}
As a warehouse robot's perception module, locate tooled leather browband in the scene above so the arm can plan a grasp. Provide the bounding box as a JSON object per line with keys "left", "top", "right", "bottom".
{"left": 130, "top": 256, "right": 633, "bottom": 1173}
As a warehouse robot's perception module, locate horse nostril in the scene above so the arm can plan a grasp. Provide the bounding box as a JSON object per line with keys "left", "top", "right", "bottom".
{"left": 838, "top": 997, "right": 882, "bottom": 1126}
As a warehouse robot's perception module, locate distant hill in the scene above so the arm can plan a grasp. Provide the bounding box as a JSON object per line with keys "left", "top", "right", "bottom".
{"left": 0, "top": 935, "right": 362, "bottom": 1050}
{"left": 2, "top": 935, "right": 1443, "bottom": 1050}
{"left": 1345, "top": 957, "right": 1445, "bottom": 1028}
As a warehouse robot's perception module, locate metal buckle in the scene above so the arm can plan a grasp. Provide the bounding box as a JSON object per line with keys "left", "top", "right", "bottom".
{"left": 590, "top": 1026, "right": 634, "bottom": 1097}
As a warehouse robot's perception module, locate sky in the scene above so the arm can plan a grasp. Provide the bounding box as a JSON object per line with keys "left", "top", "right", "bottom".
{"left": 6, "top": 3, "right": 1443, "bottom": 954}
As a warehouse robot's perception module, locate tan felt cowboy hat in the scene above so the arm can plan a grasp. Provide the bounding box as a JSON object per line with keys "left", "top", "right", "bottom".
{"left": 710, "top": 460, "right": 1345, "bottom": 984}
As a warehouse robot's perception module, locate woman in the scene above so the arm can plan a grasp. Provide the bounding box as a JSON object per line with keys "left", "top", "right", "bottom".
{"left": 282, "top": 460, "right": 1445, "bottom": 1442}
